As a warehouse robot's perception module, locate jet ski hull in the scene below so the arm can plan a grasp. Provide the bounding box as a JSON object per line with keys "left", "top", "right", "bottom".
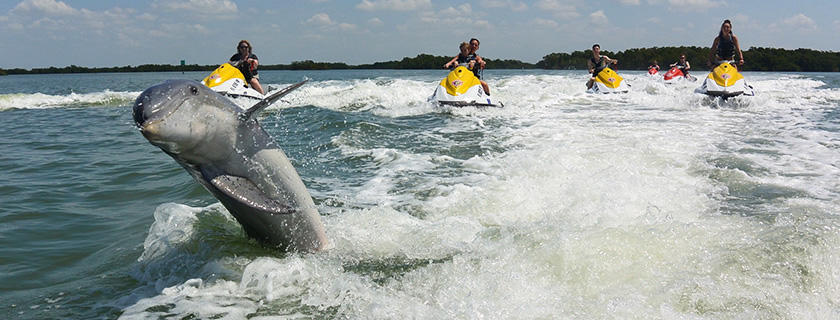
{"left": 430, "top": 66, "right": 503, "bottom": 107}
{"left": 696, "top": 63, "right": 754, "bottom": 97}
{"left": 587, "top": 67, "right": 629, "bottom": 94}
{"left": 202, "top": 63, "right": 264, "bottom": 100}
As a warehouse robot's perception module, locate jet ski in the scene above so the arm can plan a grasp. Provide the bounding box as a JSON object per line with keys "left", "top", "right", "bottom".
{"left": 648, "top": 67, "right": 659, "bottom": 75}
{"left": 695, "top": 62, "right": 754, "bottom": 98}
{"left": 202, "top": 62, "right": 309, "bottom": 109}
{"left": 201, "top": 62, "right": 264, "bottom": 100}
{"left": 663, "top": 67, "right": 697, "bottom": 82}
{"left": 430, "top": 65, "right": 503, "bottom": 107}
{"left": 587, "top": 67, "right": 629, "bottom": 94}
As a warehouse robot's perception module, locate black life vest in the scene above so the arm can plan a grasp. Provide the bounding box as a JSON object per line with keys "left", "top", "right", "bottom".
{"left": 717, "top": 34, "right": 735, "bottom": 59}
{"left": 591, "top": 57, "right": 607, "bottom": 74}
{"left": 457, "top": 53, "right": 477, "bottom": 65}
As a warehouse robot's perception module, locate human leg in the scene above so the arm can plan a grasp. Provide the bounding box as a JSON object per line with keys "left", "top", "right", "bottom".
{"left": 250, "top": 77, "right": 264, "bottom": 95}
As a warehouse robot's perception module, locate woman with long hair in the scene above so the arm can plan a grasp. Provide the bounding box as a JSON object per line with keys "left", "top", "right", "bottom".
{"left": 708, "top": 20, "right": 744, "bottom": 69}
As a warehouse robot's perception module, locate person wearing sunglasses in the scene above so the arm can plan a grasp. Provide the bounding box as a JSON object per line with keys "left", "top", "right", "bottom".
{"left": 669, "top": 54, "right": 691, "bottom": 78}
{"left": 229, "top": 40, "right": 264, "bottom": 94}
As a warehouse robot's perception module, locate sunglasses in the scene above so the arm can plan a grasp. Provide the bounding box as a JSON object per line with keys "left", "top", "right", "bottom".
{"left": 238, "top": 45, "right": 249, "bottom": 49}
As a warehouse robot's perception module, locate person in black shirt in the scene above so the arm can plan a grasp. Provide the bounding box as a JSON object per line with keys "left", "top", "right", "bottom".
{"left": 230, "top": 40, "right": 264, "bottom": 94}
{"left": 586, "top": 44, "right": 618, "bottom": 89}
{"left": 443, "top": 42, "right": 476, "bottom": 70}
{"left": 708, "top": 20, "right": 744, "bottom": 69}
{"left": 670, "top": 55, "right": 691, "bottom": 77}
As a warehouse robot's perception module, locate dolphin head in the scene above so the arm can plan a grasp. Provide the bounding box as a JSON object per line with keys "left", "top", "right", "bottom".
{"left": 133, "top": 80, "right": 242, "bottom": 161}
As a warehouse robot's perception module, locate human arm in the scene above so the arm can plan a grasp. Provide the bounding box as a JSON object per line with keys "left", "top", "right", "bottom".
{"left": 443, "top": 56, "right": 458, "bottom": 68}
{"left": 684, "top": 61, "right": 690, "bottom": 70}
{"left": 475, "top": 55, "right": 486, "bottom": 69}
{"left": 733, "top": 35, "right": 744, "bottom": 65}
{"left": 587, "top": 59, "right": 595, "bottom": 74}
{"left": 708, "top": 37, "right": 719, "bottom": 66}
{"left": 247, "top": 54, "right": 259, "bottom": 70}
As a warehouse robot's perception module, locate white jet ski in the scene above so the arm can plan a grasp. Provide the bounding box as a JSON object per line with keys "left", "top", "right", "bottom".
{"left": 587, "top": 67, "right": 630, "bottom": 94}
{"left": 695, "top": 62, "right": 754, "bottom": 98}
{"left": 430, "top": 65, "right": 503, "bottom": 107}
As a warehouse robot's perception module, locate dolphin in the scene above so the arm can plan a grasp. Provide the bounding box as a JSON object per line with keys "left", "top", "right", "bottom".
{"left": 132, "top": 79, "right": 328, "bottom": 252}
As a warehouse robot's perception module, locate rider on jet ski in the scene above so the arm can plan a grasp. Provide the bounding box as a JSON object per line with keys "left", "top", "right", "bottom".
{"left": 443, "top": 42, "right": 476, "bottom": 70}
{"left": 670, "top": 55, "right": 691, "bottom": 78}
{"left": 230, "top": 40, "right": 265, "bottom": 95}
{"left": 708, "top": 19, "right": 744, "bottom": 69}
{"left": 586, "top": 44, "right": 618, "bottom": 89}
{"left": 648, "top": 60, "right": 660, "bottom": 73}
{"left": 443, "top": 38, "right": 490, "bottom": 95}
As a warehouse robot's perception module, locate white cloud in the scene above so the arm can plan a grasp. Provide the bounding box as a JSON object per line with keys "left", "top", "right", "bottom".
{"left": 474, "top": 19, "right": 490, "bottom": 28}
{"left": 783, "top": 13, "right": 817, "bottom": 31}
{"left": 338, "top": 23, "right": 358, "bottom": 31}
{"left": 590, "top": 10, "right": 608, "bottom": 25}
{"left": 533, "top": 18, "right": 559, "bottom": 28}
{"left": 535, "top": 0, "right": 581, "bottom": 19}
{"left": 152, "top": 0, "right": 238, "bottom": 15}
{"left": 356, "top": 0, "right": 431, "bottom": 11}
{"left": 484, "top": 0, "right": 528, "bottom": 11}
{"left": 304, "top": 13, "right": 358, "bottom": 32}
{"left": 416, "top": 4, "right": 493, "bottom": 29}
{"left": 440, "top": 4, "right": 471, "bottom": 17}
{"left": 367, "top": 17, "right": 384, "bottom": 27}
{"left": 12, "top": 0, "right": 78, "bottom": 16}
{"left": 620, "top": 0, "right": 640, "bottom": 4}
{"left": 652, "top": 0, "right": 726, "bottom": 12}
{"left": 306, "top": 13, "right": 334, "bottom": 26}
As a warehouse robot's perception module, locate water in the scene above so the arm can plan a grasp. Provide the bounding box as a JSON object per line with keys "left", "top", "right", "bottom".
{"left": 1, "top": 69, "right": 839, "bottom": 319}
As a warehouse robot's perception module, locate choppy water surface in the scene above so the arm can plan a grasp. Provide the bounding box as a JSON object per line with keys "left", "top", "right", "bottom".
{"left": 1, "top": 70, "right": 839, "bottom": 319}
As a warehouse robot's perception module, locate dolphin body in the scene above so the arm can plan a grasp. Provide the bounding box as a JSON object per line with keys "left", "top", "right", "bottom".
{"left": 133, "top": 80, "right": 328, "bottom": 252}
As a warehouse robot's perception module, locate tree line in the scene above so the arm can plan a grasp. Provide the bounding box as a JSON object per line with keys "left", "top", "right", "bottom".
{"left": 537, "top": 47, "right": 840, "bottom": 72}
{"left": 1, "top": 47, "right": 837, "bottom": 75}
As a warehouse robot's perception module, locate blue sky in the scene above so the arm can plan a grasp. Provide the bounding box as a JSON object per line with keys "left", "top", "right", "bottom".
{"left": 1, "top": 0, "right": 838, "bottom": 69}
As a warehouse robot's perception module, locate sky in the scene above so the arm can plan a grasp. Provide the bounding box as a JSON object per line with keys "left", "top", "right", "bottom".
{"left": 1, "top": 0, "right": 838, "bottom": 69}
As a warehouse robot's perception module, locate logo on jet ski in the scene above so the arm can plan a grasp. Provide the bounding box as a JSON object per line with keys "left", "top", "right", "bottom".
{"left": 451, "top": 80, "right": 463, "bottom": 87}
{"left": 607, "top": 77, "right": 616, "bottom": 83}
{"left": 721, "top": 73, "right": 731, "bottom": 79}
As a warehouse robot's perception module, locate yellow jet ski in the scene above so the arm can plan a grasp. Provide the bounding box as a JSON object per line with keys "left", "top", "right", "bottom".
{"left": 202, "top": 62, "right": 309, "bottom": 111}
{"left": 587, "top": 67, "right": 629, "bottom": 94}
{"left": 430, "top": 65, "right": 503, "bottom": 107}
{"left": 201, "top": 62, "right": 265, "bottom": 100}
{"left": 695, "top": 62, "right": 754, "bottom": 98}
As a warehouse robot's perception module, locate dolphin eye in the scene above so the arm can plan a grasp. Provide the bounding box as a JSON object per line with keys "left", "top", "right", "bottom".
{"left": 190, "top": 86, "right": 198, "bottom": 95}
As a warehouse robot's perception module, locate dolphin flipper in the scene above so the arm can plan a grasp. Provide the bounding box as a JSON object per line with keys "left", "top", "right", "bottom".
{"left": 242, "top": 79, "right": 309, "bottom": 120}
{"left": 204, "top": 172, "right": 296, "bottom": 215}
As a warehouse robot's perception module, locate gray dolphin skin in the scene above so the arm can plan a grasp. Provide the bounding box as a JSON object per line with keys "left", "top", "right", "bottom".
{"left": 133, "top": 80, "right": 328, "bottom": 252}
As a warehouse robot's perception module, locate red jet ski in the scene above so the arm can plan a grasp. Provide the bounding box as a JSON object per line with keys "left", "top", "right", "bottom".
{"left": 663, "top": 66, "right": 696, "bottom": 82}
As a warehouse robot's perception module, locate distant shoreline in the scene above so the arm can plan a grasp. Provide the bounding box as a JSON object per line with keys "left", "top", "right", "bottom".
{"left": 2, "top": 47, "right": 838, "bottom": 75}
